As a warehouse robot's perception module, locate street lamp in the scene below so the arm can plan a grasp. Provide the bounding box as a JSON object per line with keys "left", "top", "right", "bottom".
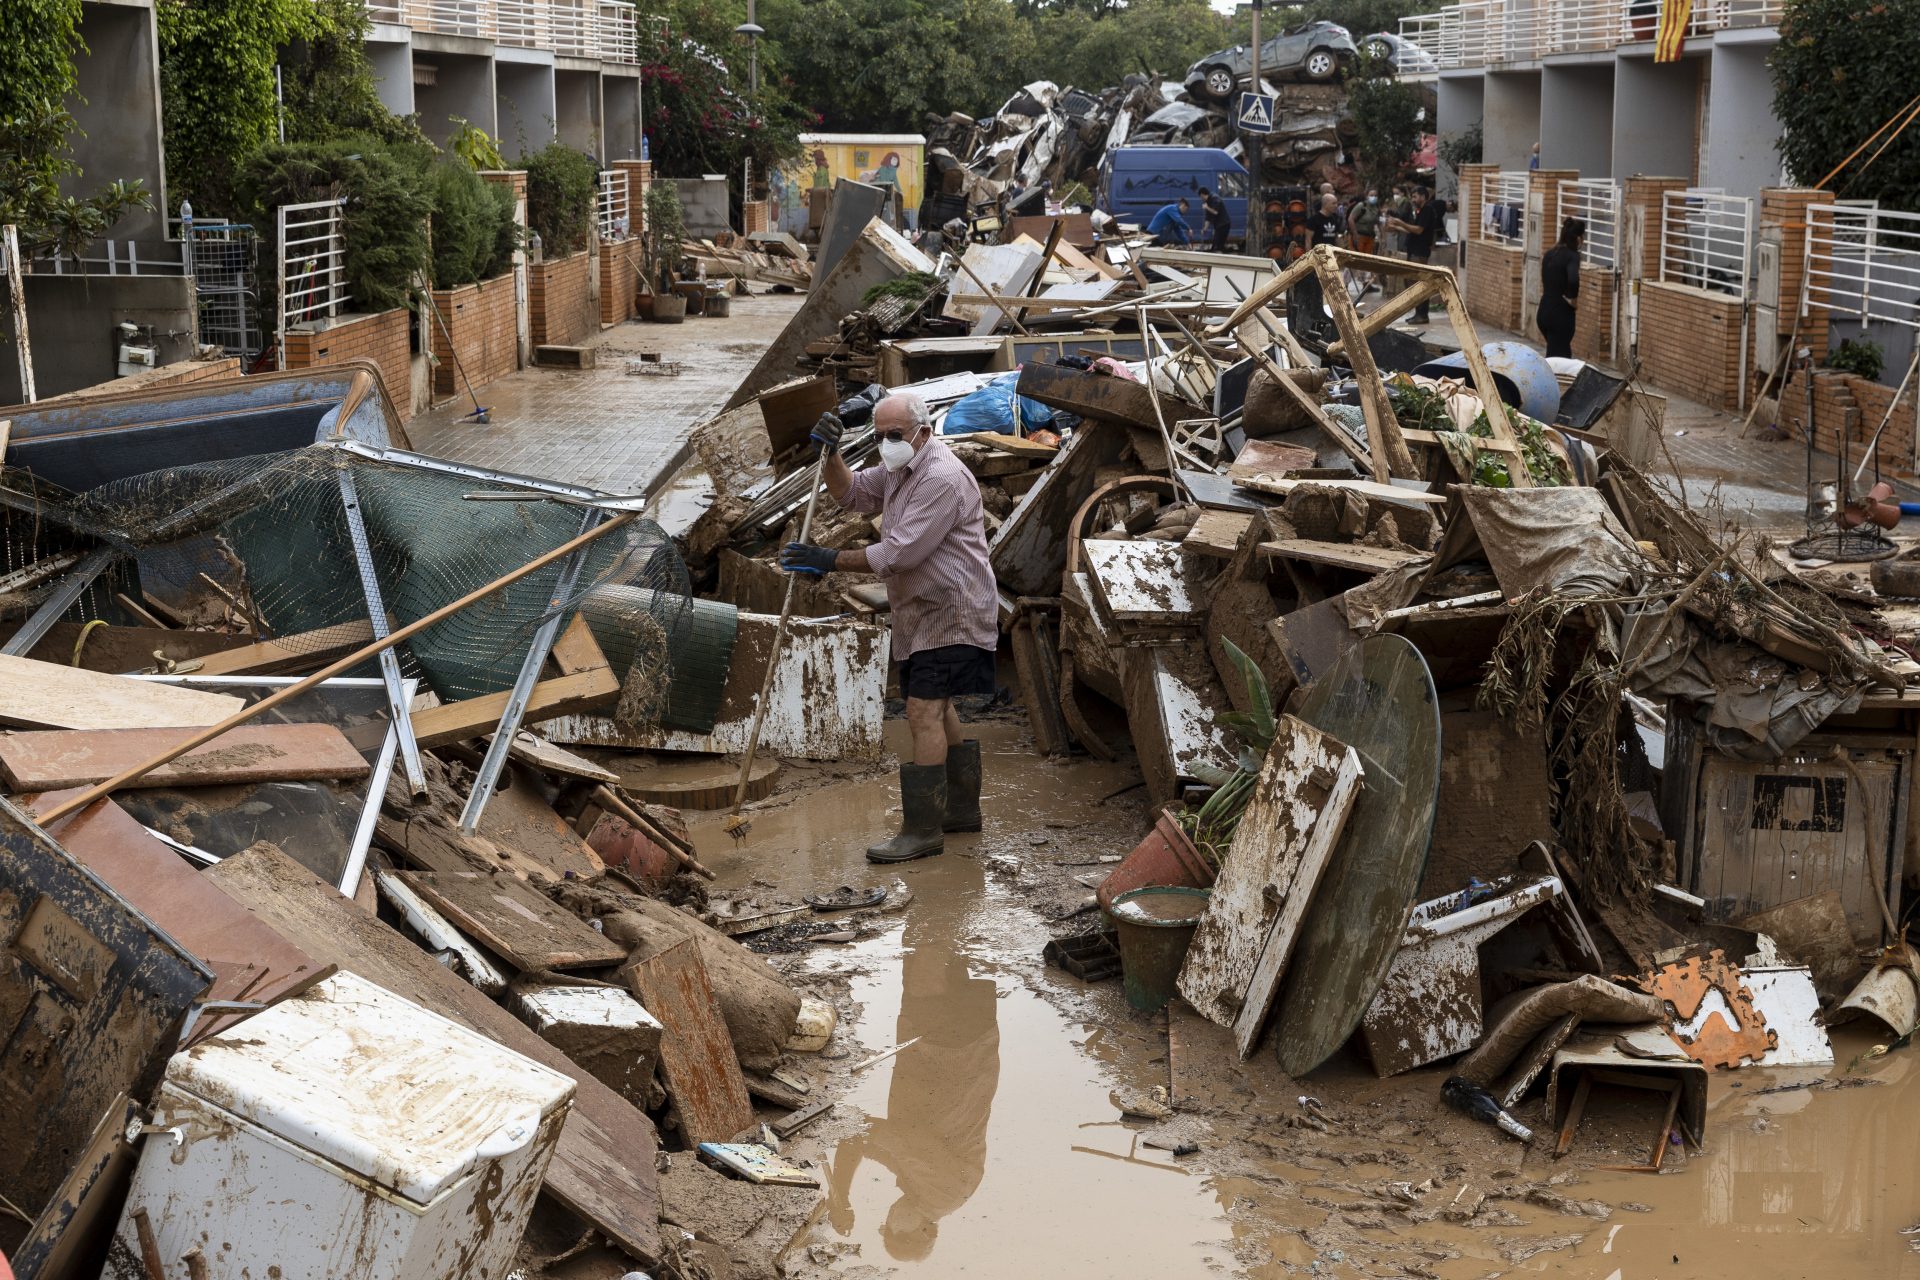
{"left": 734, "top": 2, "right": 764, "bottom": 229}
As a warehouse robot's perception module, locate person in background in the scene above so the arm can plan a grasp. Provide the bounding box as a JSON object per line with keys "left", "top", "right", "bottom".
{"left": 1537, "top": 217, "right": 1586, "bottom": 359}
{"left": 1146, "top": 198, "right": 1193, "bottom": 246}
{"left": 1348, "top": 188, "right": 1380, "bottom": 254}
{"left": 779, "top": 393, "right": 997, "bottom": 863}
{"left": 1199, "top": 186, "right": 1230, "bottom": 252}
{"left": 1309, "top": 193, "right": 1345, "bottom": 247}
{"left": 1385, "top": 185, "right": 1445, "bottom": 325}
{"left": 1528, "top": 141, "right": 1542, "bottom": 171}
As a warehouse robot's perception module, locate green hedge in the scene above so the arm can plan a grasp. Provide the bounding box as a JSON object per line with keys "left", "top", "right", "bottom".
{"left": 429, "top": 159, "right": 516, "bottom": 289}
{"left": 521, "top": 142, "right": 598, "bottom": 257}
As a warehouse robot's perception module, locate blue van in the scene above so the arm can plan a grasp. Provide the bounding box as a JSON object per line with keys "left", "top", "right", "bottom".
{"left": 1098, "top": 147, "right": 1250, "bottom": 243}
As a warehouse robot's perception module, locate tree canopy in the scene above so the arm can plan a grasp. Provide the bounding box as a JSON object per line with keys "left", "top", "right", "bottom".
{"left": 1772, "top": 0, "right": 1920, "bottom": 207}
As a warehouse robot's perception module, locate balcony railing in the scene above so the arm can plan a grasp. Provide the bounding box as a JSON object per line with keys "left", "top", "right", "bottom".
{"left": 366, "top": 0, "right": 638, "bottom": 63}
{"left": 1399, "top": 0, "right": 1782, "bottom": 70}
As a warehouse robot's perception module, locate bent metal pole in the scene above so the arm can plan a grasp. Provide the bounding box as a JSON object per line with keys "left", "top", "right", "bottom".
{"left": 37, "top": 511, "right": 639, "bottom": 826}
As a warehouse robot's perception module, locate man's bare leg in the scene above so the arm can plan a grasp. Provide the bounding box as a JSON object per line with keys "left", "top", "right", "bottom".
{"left": 943, "top": 701, "right": 965, "bottom": 748}
{"left": 906, "top": 696, "right": 951, "bottom": 766}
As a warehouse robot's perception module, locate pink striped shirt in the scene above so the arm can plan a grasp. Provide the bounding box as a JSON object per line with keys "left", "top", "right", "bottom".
{"left": 841, "top": 438, "right": 1000, "bottom": 662}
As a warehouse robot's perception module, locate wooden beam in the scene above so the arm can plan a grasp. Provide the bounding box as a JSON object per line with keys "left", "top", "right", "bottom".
{"left": 1310, "top": 251, "right": 1417, "bottom": 479}
{"left": 1434, "top": 273, "right": 1534, "bottom": 485}
{"left": 548, "top": 614, "right": 609, "bottom": 676}
{"left": 1258, "top": 539, "right": 1433, "bottom": 574}
{"left": 189, "top": 619, "right": 379, "bottom": 677}
{"left": 403, "top": 668, "right": 621, "bottom": 750}
{"left": 1205, "top": 251, "right": 1321, "bottom": 336}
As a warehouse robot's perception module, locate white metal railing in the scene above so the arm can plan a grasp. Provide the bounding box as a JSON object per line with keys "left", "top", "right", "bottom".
{"left": 1659, "top": 189, "right": 1752, "bottom": 298}
{"left": 1558, "top": 178, "right": 1621, "bottom": 271}
{"left": 35, "top": 239, "right": 190, "bottom": 277}
{"left": 1478, "top": 170, "right": 1528, "bottom": 245}
{"left": 278, "top": 198, "right": 350, "bottom": 369}
{"left": 1399, "top": 0, "right": 1784, "bottom": 69}
{"left": 597, "top": 169, "right": 630, "bottom": 241}
{"left": 365, "top": 1, "right": 638, "bottom": 63}
{"left": 1805, "top": 203, "right": 1920, "bottom": 331}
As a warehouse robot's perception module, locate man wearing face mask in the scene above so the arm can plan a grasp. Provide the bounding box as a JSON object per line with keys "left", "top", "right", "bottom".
{"left": 779, "top": 393, "right": 998, "bottom": 863}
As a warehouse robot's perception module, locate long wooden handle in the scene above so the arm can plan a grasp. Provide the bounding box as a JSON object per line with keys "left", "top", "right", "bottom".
{"left": 726, "top": 451, "right": 828, "bottom": 818}
{"left": 38, "top": 512, "right": 638, "bottom": 824}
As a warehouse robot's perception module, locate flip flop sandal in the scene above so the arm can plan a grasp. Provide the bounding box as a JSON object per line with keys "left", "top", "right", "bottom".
{"left": 805, "top": 885, "right": 887, "bottom": 911}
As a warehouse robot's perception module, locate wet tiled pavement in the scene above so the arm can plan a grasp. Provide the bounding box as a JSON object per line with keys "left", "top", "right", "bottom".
{"left": 406, "top": 292, "right": 803, "bottom": 496}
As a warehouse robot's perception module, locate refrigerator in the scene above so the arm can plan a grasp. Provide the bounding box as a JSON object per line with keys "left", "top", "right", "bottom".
{"left": 108, "top": 971, "right": 575, "bottom": 1279}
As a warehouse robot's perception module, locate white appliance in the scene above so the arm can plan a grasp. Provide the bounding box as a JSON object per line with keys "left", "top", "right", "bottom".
{"left": 109, "top": 971, "right": 575, "bottom": 1280}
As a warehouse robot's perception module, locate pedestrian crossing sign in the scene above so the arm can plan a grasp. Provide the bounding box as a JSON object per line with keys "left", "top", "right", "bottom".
{"left": 1236, "top": 91, "right": 1277, "bottom": 135}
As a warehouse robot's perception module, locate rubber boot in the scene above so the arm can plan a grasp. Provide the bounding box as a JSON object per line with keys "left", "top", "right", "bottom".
{"left": 866, "top": 763, "right": 947, "bottom": 863}
{"left": 943, "top": 740, "right": 982, "bottom": 833}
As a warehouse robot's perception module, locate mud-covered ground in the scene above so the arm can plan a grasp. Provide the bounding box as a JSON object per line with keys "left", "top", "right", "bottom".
{"left": 669, "top": 709, "right": 1920, "bottom": 1280}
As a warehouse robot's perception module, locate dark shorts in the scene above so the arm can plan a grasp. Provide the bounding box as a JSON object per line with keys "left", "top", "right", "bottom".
{"left": 898, "top": 644, "right": 996, "bottom": 701}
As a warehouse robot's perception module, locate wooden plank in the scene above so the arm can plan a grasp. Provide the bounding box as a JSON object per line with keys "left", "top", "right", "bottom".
{"left": 0, "top": 655, "right": 244, "bottom": 730}
{"left": 548, "top": 614, "right": 610, "bottom": 676}
{"left": 1310, "top": 252, "right": 1417, "bottom": 479}
{"left": 204, "top": 844, "right": 662, "bottom": 1267}
{"left": 401, "top": 668, "right": 621, "bottom": 750}
{"left": 187, "top": 619, "right": 377, "bottom": 677}
{"left": 1178, "top": 718, "right": 1362, "bottom": 1037}
{"left": 627, "top": 939, "right": 754, "bottom": 1147}
{"left": 1235, "top": 473, "right": 1447, "bottom": 506}
{"left": 1009, "top": 610, "right": 1074, "bottom": 757}
{"left": 1258, "top": 539, "right": 1432, "bottom": 574}
{"left": 1183, "top": 510, "right": 1255, "bottom": 559}
{"left": 1015, "top": 360, "right": 1198, "bottom": 433}
{"left": 399, "top": 870, "right": 628, "bottom": 970}
{"left": 969, "top": 431, "right": 1059, "bottom": 457}
{"left": 503, "top": 730, "right": 619, "bottom": 784}
{"left": 1083, "top": 539, "right": 1206, "bottom": 624}
{"left": 376, "top": 755, "right": 607, "bottom": 881}
{"left": 1227, "top": 440, "right": 1318, "bottom": 483}
{"left": 0, "top": 723, "right": 370, "bottom": 792}
{"left": 988, "top": 419, "right": 1133, "bottom": 598}
{"left": 34, "top": 793, "right": 334, "bottom": 1027}
{"left": 1229, "top": 741, "right": 1364, "bottom": 1056}
{"left": 24, "top": 622, "right": 250, "bottom": 676}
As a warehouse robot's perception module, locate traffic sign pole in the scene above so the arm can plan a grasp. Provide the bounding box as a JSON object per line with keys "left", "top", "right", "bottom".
{"left": 1248, "top": 0, "right": 1263, "bottom": 256}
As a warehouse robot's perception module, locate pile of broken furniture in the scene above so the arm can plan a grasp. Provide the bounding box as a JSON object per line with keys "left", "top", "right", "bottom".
{"left": 702, "top": 232, "right": 1920, "bottom": 1163}
{"left": 0, "top": 368, "right": 850, "bottom": 1280}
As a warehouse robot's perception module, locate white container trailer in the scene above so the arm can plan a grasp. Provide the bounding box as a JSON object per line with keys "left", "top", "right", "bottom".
{"left": 108, "top": 971, "right": 575, "bottom": 1280}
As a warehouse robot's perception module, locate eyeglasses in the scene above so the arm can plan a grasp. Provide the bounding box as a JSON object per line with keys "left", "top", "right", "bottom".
{"left": 881, "top": 429, "right": 914, "bottom": 443}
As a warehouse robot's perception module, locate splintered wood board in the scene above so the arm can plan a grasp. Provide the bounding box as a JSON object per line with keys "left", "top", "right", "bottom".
{"left": 1228, "top": 440, "right": 1318, "bottom": 483}
{"left": 0, "top": 723, "right": 369, "bottom": 791}
{"left": 397, "top": 871, "right": 628, "bottom": 971}
{"left": 1236, "top": 474, "right": 1448, "bottom": 506}
{"left": 36, "top": 792, "right": 334, "bottom": 1030}
{"left": 1183, "top": 510, "right": 1255, "bottom": 559}
{"left": 0, "top": 656, "right": 244, "bottom": 730}
{"left": 1083, "top": 539, "right": 1205, "bottom": 624}
{"left": 627, "top": 939, "right": 754, "bottom": 1147}
{"left": 204, "top": 843, "right": 662, "bottom": 1266}
{"left": 969, "top": 431, "right": 1059, "bottom": 458}
{"left": 1176, "top": 717, "right": 1364, "bottom": 1054}
{"left": 1259, "top": 539, "right": 1432, "bottom": 574}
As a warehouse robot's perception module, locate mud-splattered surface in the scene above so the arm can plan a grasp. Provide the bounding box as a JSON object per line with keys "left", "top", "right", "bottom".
{"left": 684, "top": 712, "right": 1920, "bottom": 1279}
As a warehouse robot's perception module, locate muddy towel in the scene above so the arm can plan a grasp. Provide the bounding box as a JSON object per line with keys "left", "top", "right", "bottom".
{"left": 1457, "top": 973, "right": 1665, "bottom": 1083}
{"left": 1457, "top": 486, "right": 1644, "bottom": 601}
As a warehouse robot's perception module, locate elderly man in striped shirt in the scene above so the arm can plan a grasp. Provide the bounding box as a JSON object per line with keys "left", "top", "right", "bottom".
{"left": 780, "top": 392, "right": 999, "bottom": 863}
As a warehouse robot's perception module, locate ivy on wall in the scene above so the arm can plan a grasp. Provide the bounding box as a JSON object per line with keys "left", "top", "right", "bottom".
{"left": 0, "top": 0, "right": 84, "bottom": 125}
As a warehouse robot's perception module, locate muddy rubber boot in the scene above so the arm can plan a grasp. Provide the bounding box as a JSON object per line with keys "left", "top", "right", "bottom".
{"left": 866, "top": 763, "right": 947, "bottom": 863}
{"left": 943, "top": 740, "right": 982, "bottom": 833}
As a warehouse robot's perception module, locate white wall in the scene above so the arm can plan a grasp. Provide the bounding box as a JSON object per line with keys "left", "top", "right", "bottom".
{"left": 1484, "top": 71, "right": 1542, "bottom": 170}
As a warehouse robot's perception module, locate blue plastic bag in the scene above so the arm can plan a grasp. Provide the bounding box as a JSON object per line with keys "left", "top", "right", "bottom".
{"left": 941, "top": 372, "right": 1054, "bottom": 436}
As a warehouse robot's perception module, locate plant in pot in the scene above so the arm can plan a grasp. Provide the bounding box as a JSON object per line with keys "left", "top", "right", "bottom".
{"left": 1098, "top": 639, "right": 1275, "bottom": 912}
{"left": 644, "top": 181, "right": 687, "bottom": 323}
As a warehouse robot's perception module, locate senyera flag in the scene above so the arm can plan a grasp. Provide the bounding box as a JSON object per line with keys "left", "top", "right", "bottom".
{"left": 1655, "top": 0, "right": 1693, "bottom": 62}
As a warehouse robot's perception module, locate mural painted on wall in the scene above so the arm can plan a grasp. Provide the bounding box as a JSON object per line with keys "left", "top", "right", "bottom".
{"left": 775, "top": 134, "right": 926, "bottom": 236}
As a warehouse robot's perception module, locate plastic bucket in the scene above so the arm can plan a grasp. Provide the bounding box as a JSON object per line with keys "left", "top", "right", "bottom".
{"left": 1110, "top": 886, "right": 1210, "bottom": 1013}
{"left": 1096, "top": 810, "right": 1215, "bottom": 913}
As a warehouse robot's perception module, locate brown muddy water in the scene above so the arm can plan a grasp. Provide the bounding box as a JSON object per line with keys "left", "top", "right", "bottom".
{"left": 689, "top": 723, "right": 1920, "bottom": 1278}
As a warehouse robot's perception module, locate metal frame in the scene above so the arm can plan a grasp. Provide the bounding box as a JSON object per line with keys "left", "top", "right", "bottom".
{"left": 277, "top": 198, "right": 350, "bottom": 370}
{"left": 457, "top": 508, "right": 603, "bottom": 832}
{"left": 335, "top": 467, "right": 428, "bottom": 795}
{"left": 1805, "top": 202, "right": 1920, "bottom": 332}
{"left": 1477, "top": 171, "right": 1528, "bottom": 247}
{"left": 1558, "top": 178, "right": 1623, "bottom": 361}
{"left": 1399, "top": 0, "right": 1785, "bottom": 69}
{"left": 0, "top": 546, "right": 118, "bottom": 657}
{"left": 597, "top": 168, "right": 630, "bottom": 241}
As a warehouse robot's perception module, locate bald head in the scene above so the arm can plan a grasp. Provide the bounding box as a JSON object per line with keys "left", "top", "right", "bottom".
{"left": 875, "top": 392, "right": 933, "bottom": 456}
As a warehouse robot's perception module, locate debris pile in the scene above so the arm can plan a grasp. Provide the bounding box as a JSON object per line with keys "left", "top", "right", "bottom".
{"left": 0, "top": 365, "right": 858, "bottom": 1279}
{"left": 690, "top": 223, "right": 1920, "bottom": 1182}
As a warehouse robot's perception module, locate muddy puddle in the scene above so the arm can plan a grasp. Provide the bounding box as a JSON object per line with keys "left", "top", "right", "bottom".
{"left": 687, "top": 722, "right": 1920, "bottom": 1277}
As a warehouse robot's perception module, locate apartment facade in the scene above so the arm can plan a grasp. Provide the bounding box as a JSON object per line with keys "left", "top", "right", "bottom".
{"left": 1400, "top": 0, "right": 1787, "bottom": 206}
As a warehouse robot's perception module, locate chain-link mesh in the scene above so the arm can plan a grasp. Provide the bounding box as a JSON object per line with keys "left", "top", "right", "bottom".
{"left": 0, "top": 445, "right": 691, "bottom": 709}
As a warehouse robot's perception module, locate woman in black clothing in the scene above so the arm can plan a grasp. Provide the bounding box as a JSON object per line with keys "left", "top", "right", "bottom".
{"left": 1537, "top": 217, "right": 1586, "bottom": 359}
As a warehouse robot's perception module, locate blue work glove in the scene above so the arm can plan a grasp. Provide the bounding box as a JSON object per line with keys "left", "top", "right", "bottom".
{"left": 810, "top": 411, "right": 844, "bottom": 457}
{"left": 780, "top": 542, "right": 838, "bottom": 575}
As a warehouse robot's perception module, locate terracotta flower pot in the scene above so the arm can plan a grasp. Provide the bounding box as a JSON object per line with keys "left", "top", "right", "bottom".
{"left": 1097, "top": 809, "right": 1216, "bottom": 914}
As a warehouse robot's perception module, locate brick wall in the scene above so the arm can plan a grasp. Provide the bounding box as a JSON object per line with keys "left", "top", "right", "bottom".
{"left": 429, "top": 273, "right": 518, "bottom": 398}
{"left": 282, "top": 307, "right": 414, "bottom": 423}
{"left": 613, "top": 160, "right": 652, "bottom": 239}
{"left": 1622, "top": 176, "right": 1689, "bottom": 285}
{"left": 1639, "top": 280, "right": 1746, "bottom": 410}
{"left": 478, "top": 169, "right": 528, "bottom": 203}
{"left": 1530, "top": 169, "right": 1578, "bottom": 246}
{"left": 1767, "top": 187, "right": 1835, "bottom": 369}
{"left": 1571, "top": 269, "right": 1618, "bottom": 366}
{"left": 1466, "top": 239, "right": 1526, "bottom": 333}
{"left": 600, "top": 238, "right": 640, "bottom": 325}
{"left": 1778, "top": 368, "right": 1917, "bottom": 472}
{"left": 529, "top": 249, "right": 596, "bottom": 348}
{"left": 1457, "top": 163, "right": 1495, "bottom": 249}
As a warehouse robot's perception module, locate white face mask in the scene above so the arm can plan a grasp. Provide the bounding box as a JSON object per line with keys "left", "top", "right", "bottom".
{"left": 878, "top": 431, "right": 919, "bottom": 472}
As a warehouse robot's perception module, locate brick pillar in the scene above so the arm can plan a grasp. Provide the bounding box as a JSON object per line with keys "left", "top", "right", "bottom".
{"left": 1458, "top": 163, "right": 1497, "bottom": 244}
{"left": 1621, "top": 176, "right": 1688, "bottom": 288}
{"left": 1761, "top": 187, "right": 1834, "bottom": 365}
{"left": 1529, "top": 168, "right": 1578, "bottom": 245}
{"left": 613, "top": 159, "right": 652, "bottom": 236}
